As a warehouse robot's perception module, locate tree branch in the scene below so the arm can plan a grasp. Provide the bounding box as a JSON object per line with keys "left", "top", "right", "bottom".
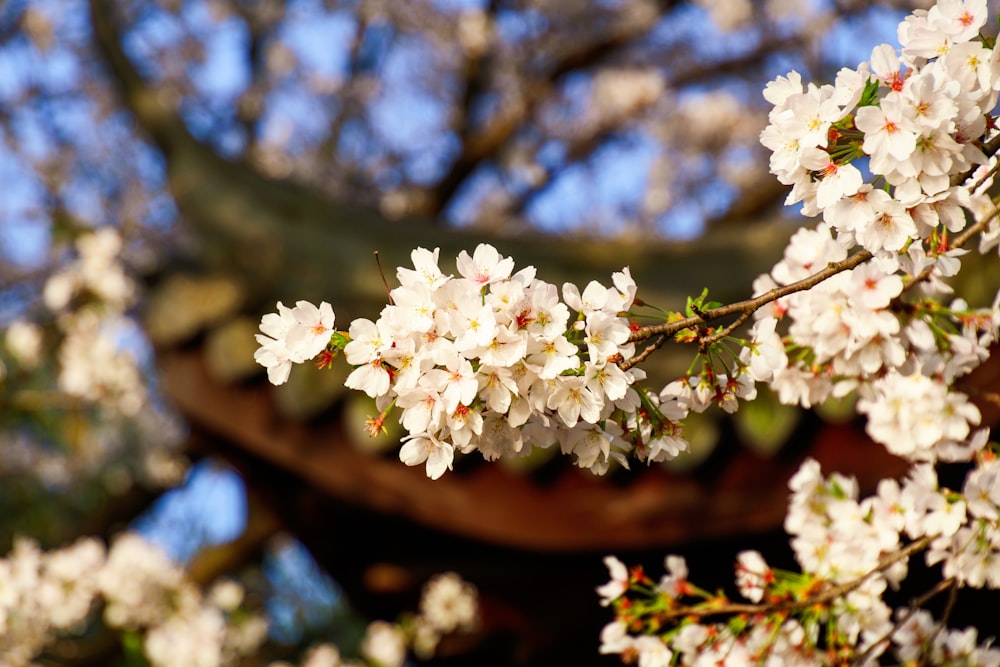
{"left": 655, "top": 534, "right": 934, "bottom": 624}
{"left": 628, "top": 250, "right": 875, "bottom": 343}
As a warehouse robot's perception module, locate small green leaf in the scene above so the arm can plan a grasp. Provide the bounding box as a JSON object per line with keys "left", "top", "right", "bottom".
{"left": 329, "top": 330, "right": 351, "bottom": 350}
{"left": 858, "top": 76, "right": 880, "bottom": 107}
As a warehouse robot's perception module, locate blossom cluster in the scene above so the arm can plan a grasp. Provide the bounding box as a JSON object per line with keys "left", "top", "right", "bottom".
{"left": 748, "top": 0, "right": 1000, "bottom": 464}
{"left": 760, "top": 0, "right": 998, "bottom": 241}
{"left": 747, "top": 224, "right": 998, "bottom": 462}
{"left": 255, "top": 243, "right": 684, "bottom": 478}
{"left": 259, "top": 15, "right": 1000, "bottom": 475}
{"left": 0, "top": 530, "right": 480, "bottom": 667}
{"left": 42, "top": 227, "right": 146, "bottom": 415}
{"left": 0, "top": 532, "right": 266, "bottom": 667}
{"left": 1, "top": 228, "right": 187, "bottom": 490}
{"left": 593, "top": 1, "right": 1000, "bottom": 665}
{"left": 597, "top": 454, "right": 1000, "bottom": 666}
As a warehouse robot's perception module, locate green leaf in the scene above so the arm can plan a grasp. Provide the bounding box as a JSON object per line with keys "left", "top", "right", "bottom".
{"left": 858, "top": 76, "right": 880, "bottom": 107}
{"left": 329, "top": 330, "right": 351, "bottom": 350}
{"left": 685, "top": 287, "right": 711, "bottom": 316}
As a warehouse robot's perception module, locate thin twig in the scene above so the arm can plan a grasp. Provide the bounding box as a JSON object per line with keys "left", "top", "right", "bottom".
{"left": 374, "top": 251, "right": 394, "bottom": 305}
{"left": 620, "top": 334, "right": 667, "bottom": 371}
{"left": 629, "top": 162, "right": 1000, "bottom": 353}
{"left": 701, "top": 309, "right": 754, "bottom": 347}
{"left": 896, "top": 200, "right": 999, "bottom": 299}
{"left": 852, "top": 576, "right": 956, "bottom": 666}
{"left": 658, "top": 535, "right": 934, "bottom": 623}
{"left": 628, "top": 251, "right": 874, "bottom": 344}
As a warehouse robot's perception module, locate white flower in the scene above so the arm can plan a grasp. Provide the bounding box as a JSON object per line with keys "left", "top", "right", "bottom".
{"left": 944, "top": 41, "right": 994, "bottom": 92}
{"left": 922, "top": 490, "right": 967, "bottom": 538}
{"left": 38, "top": 538, "right": 105, "bottom": 630}
{"left": 99, "top": 533, "right": 187, "bottom": 629}
{"left": 436, "top": 357, "right": 479, "bottom": 413}
{"left": 799, "top": 147, "right": 863, "bottom": 209}
{"left": 735, "top": 550, "right": 771, "bottom": 602}
{"left": 477, "top": 365, "right": 518, "bottom": 414}
{"left": 773, "top": 84, "right": 845, "bottom": 150}
{"left": 344, "top": 318, "right": 391, "bottom": 365}
{"left": 396, "top": 247, "right": 449, "bottom": 289}
{"left": 644, "top": 433, "right": 689, "bottom": 462}
{"left": 255, "top": 301, "right": 335, "bottom": 385}
{"left": 385, "top": 284, "right": 436, "bottom": 333}
{"left": 963, "top": 459, "right": 1000, "bottom": 520}
{"left": 855, "top": 93, "right": 918, "bottom": 166}
{"left": 762, "top": 70, "right": 803, "bottom": 107}
{"left": 450, "top": 297, "right": 498, "bottom": 352}
{"left": 658, "top": 555, "right": 691, "bottom": 599}
{"left": 547, "top": 376, "right": 602, "bottom": 427}
{"left": 254, "top": 302, "right": 297, "bottom": 382}
{"left": 359, "top": 620, "right": 406, "bottom": 667}
{"left": 144, "top": 607, "right": 226, "bottom": 667}
{"left": 847, "top": 263, "right": 903, "bottom": 310}
{"left": 598, "top": 620, "right": 634, "bottom": 654}
{"left": 419, "top": 572, "right": 478, "bottom": 634}
{"left": 583, "top": 311, "right": 631, "bottom": 362}
{"left": 525, "top": 335, "right": 580, "bottom": 379}
{"left": 584, "top": 360, "right": 630, "bottom": 402}
{"left": 929, "top": 0, "right": 988, "bottom": 43}
{"left": 562, "top": 423, "right": 625, "bottom": 472}
{"left": 526, "top": 281, "right": 571, "bottom": 339}
{"left": 4, "top": 320, "right": 44, "bottom": 367}
{"left": 740, "top": 316, "right": 787, "bottom": 382}
{"left": 468, "top": 325, "right": 527, "bottom": 368}
{"left": 399, "top": 433, "right": 455, "bottom": 479}
{"left": 609, "top": 267, "right": 638, "bottom": 312}
{"left": 563, "top": 280, "right": 609, "bottom": 315}
{"left": 208, "top": 579, "right": 244, "bottom": 613}
{"left": 858, "top": 371, "right": 980, "bottom": 462}
{"left": 301, "top": 644, "right": 344, "bottom": 667}
{"left": 856, "top": 197, "right": 917, "bottom": 254}
{"left": 455, "top": 243, "right": 514, "bottom": 286}
{"left": 634, "top": 635, "right": 673, "bottom": 667}
{"left": 288, "top": 300, "right": 335, "bottom": 360}
{"left": 596, "top": 555, "right": 628, "bottom": 606}
{"left": 344, "top": 358, "right": 392, "bottom": 399}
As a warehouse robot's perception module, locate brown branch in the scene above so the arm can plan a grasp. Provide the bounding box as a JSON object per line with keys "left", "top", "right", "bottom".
{"left": 851, "top": 576, "right": 957, "bottom": 666}
{"left": 950, "top": 132, "right": 1000, "bottom": 187}
{"left": 425, "top": 0, "right": 499, "bottom": 215}
{"left": 424, "top": 2, "right": 681, "bottom": 216}
{"left": 658, "top": 534, "right": 935, "bottom": 624}
{"left": 924, "top": 578, "right": 961, "bottom": 656}
{"left": 701, "top": 309, "right": 754, "bottom": 348}
{"left": 621, "top": 334, "right": 668, "bottom": 372}
{"left": 229, "top": 4, "right": 277, "bottom": 155}
{"left": 321, "top": 11, "right": 372, "bottom": 165}
{"left": 87, "top": 0, "right": 188, "bottom": 155}
{"left": 505, "top": 125, "right": 640, "bottom": 225}
{"left": 895, "top": 199, "right": 1000, "bottom": 302}
{"left": 628, "top": 250, "right": 875, "bottom": 344}
{"left": 646, "top": 191, "right": 995, "bottom": 343}
{"left": 627, "top": 131, "right": 1000, "bottom": 355}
